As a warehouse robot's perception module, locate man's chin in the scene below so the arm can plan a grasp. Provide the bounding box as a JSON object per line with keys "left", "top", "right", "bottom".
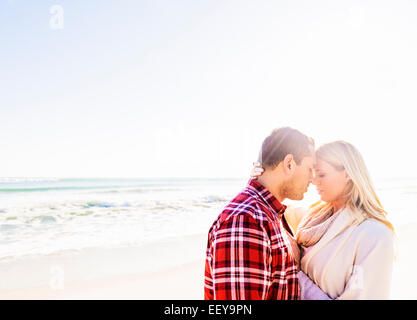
{"left": 288, "top": 193, "right": 304, "bottom": 201}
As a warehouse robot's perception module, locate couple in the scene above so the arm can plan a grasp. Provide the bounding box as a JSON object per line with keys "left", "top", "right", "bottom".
{"left": 204, "top": 127, "right": 395, "bottom": 300}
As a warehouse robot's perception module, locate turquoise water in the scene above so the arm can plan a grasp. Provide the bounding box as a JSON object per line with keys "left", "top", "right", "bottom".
{"left": 0, "top": 177, "right": 415, "bottom": 261}
{"left": 0, "top": 178, "right": 245, "bottom": 260}
{"left": 0, "top": 178, "right": 226, "bottom": 192}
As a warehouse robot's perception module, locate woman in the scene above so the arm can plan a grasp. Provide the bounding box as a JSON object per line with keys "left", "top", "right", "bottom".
{"left": 252, "top": 140, "right": 395, "bottom": 299}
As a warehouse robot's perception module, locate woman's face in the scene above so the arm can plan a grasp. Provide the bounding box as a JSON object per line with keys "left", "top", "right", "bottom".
{"left": 313, "top": 158, "right": 350, "bottom": 203}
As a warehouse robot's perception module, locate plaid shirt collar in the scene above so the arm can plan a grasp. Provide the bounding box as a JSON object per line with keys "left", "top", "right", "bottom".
{"left": 247, "top": 179, "right": 287, "bottom": 218}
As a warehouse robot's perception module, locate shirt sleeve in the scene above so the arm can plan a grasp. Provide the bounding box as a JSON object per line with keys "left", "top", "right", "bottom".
{"left": 337, "top": 226, "right": 395, "bottom": 300}
{"left": 211, "top": 212, "right": 271, "bottom": 300}
{"left": 298, "top": 271, "right": 331, "bottom": 300}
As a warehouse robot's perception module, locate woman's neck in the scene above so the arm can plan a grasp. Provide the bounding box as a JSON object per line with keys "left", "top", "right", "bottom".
{"left": 331, "top": 198, "right": 347, "bottom": 213}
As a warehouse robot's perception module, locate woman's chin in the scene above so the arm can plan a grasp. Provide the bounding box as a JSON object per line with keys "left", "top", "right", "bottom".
{"left": 319, "top": 195, "right": 329, "bottom": 202}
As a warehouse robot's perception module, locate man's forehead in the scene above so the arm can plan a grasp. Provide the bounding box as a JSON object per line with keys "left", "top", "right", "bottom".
{"left": 302, "top": 154, "right": 316, "bottom": 166}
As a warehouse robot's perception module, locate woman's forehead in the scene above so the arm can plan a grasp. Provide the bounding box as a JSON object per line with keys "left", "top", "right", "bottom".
{"left": 314, "top": 158, "right": 332, "bottom": 170}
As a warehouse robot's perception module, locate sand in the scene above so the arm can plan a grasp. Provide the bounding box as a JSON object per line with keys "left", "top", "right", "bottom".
{"left": 0, "top": 223, "right": 415, "bottom": 300}
{"left": 390, "top": 223, "right": 416, "bottom": 299}
{"left": 0, "top": 233, "right": 207, "bottom": 300}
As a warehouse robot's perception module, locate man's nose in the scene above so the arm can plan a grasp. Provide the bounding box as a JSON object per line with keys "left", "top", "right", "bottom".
{"left": 309, "top": 172, "right": 315, "bottom": 184}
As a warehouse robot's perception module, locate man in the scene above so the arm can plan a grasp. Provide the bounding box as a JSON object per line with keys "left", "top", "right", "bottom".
{"left": 204, "top": 127, "right": 315, "bottom": 300}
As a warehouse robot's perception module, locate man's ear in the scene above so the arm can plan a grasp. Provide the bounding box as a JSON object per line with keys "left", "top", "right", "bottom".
{"left": 283, "top": 154, "right": 295, "bottom": 174}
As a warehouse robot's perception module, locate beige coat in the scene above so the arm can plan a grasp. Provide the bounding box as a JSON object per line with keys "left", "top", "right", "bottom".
{"left": 286, "top": 206, "right": 395, "bottom": 300}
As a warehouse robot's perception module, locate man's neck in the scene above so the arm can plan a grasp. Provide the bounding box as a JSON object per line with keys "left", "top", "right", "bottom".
{"left": 257, "top": 174, "right": 285, "bottom": 203}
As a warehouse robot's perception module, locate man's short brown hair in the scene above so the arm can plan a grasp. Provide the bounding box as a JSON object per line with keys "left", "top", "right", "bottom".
{"left": 259, "top": 127, "right": 314, "bottom": 169}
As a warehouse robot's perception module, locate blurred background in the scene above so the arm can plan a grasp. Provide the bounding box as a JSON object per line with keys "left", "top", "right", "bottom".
{"left": 0, "top": 0, "right": 416, "bottom": 299}
{"left": 2, "top": 0, "right": 417, "bottom": 179}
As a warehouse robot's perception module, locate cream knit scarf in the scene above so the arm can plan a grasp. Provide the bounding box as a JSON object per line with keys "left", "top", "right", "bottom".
{"left": 295, "top": 202, "right": 341, "bottom": 247}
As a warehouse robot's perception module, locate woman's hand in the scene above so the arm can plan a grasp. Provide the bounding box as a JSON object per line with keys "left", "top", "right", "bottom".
{"left": 250, "top": 162, "right": 265, "bottom": 179}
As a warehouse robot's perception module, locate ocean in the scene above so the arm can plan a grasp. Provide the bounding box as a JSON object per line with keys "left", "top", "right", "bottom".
{"left": 0, "top": 177, "right": 415, "bottom": 261}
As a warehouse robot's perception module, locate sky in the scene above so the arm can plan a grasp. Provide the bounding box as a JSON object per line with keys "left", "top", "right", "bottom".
{"left": 1, "top": 0, "right": 417, "bottom": 179}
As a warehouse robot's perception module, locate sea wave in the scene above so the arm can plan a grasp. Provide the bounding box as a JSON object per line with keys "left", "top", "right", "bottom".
{"left": 0, "top": 186, "right": 117, "bottom": 193}
{"left": 0, "top": 177, "right": 60, "bottom": 183}
{"left": 92, "top": 187, "right": 181, "bottom": 194}
{"left": 0, "top": 178, "right": 243, "bottom": 260}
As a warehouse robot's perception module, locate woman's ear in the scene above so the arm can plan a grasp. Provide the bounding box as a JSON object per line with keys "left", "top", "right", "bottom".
{"left": 344, "top": 171, "right": 351, "bottom": 182}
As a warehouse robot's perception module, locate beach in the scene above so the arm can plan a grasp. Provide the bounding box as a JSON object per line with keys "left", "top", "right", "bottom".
{"left": 390, "top": 222, "right": 416, "bottom": 300}
{"left": 3, "top": 0, "right": 417, "bottom": 302}
{"left": 0, "top": 233, "right": 207, "bottom": 299}
{"left": 0, "top": 178, "right": 229, "bottom": 300}
{"left": 0, "top": 222, "right": 415, "bottom": 300}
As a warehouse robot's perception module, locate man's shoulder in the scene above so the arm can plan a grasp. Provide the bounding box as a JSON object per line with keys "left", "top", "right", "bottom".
{"left": 216, "top": 188, "right": 271, "bottom": 226}
{"left": 226, "top": 187, "right": 259, "bottom": 206}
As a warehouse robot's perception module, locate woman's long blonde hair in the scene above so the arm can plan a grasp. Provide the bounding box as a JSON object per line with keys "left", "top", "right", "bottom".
{"left": 316, "top": 141, "right": 395, "bottom": 233}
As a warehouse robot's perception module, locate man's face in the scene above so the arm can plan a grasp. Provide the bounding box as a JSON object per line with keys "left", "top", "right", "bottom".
{"left": 284, "top": 155, "right": 315, "bottom": 200}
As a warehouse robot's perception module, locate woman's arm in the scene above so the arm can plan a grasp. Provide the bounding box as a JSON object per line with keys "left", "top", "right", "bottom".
{"left": 298, "top": 224, "right": 394, "bottom": 300}
{"left": 336, "top": 225, "right": 395, "bottom": 300}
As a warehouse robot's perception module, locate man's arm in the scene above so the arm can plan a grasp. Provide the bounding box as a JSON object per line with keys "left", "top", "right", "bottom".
{"left": 211, "top": 213, "right": 271, "bottom": 300}
{"left": 298, "top": 271, "right": 331, "bottom": 300}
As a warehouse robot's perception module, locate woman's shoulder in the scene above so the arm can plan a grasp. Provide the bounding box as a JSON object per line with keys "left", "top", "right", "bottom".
{"left": 355, "top": 217, "right": 394, "bottom": 242}
{"left": 352, "top": 217, "right": 396, "bottom": 262}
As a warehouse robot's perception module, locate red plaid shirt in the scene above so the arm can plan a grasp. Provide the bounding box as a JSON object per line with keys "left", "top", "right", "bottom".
{"left": 204, "top": 179, "right": 300, "bottom": 300}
